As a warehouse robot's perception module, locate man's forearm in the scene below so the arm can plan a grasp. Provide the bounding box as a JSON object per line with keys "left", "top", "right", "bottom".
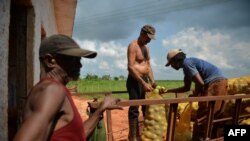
{"left": 168, "top": 86, "right": 189, "bottom": 93}
{"left": 83, "top": 108, "right": 104, "bottom": 138}
{"left": 148, "top": 67, "right": 155, "bottom": 84}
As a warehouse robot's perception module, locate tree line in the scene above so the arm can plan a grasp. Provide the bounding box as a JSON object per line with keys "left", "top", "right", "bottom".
{"left": 84, "top": 73, "right": 126, "bottom": 80}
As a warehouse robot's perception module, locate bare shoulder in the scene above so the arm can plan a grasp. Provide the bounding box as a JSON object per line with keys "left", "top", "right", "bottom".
{"left": 128, "top": 40, "right": 138, "bottom": 51}
{"left": 27, "top": 80, "right": 66, "bottom": 110}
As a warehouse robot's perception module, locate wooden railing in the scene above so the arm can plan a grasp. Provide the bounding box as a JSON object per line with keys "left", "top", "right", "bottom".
{"left": 84, "top": 92, "right": 250, "bottom": 141}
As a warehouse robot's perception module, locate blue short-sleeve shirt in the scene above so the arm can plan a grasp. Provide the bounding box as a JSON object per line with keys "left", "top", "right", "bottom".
{"left": 182, "top": 57, "right": 226, "bottom": 84}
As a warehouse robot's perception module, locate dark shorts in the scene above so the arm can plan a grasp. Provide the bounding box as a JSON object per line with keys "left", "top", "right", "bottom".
{"left": 126, "top": 74, "right": 148, "bottom": 119}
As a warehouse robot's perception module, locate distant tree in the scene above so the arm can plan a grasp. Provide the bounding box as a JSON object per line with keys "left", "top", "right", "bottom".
{"left": 119, "top": 75, "right": 125, "bottom": 80}
{"left": 102, "top": 75, "right": 111, "bottom": 80}
{"left": 85, "top": 73, "right": 99, "bottom": 80}
{"left": 114, "top": 76, "right": 119, "bottom": 81}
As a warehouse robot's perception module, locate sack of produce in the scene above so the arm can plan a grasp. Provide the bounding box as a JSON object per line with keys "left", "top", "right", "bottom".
{"left": 175, "top": 103, "right": 193, "bottom": 141}
{"left": 227, "top": 75, "right": 250, "bottom": 95}
{"left": 141, "top": 86, "right": 168, "bottom": 141}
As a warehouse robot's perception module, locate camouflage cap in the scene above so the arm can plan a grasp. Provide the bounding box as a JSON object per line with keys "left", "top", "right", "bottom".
{"left": 141, "top": 24, "right": 156, "bottom": 39}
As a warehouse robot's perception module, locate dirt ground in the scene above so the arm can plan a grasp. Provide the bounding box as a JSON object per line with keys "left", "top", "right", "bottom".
{"left": 72, "top": 95, "right": 144, "bottom": 141}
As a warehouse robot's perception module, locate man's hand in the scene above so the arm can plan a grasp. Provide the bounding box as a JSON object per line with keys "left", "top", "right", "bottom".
{"left": 143, "top": 83, "right": 153, "bottom": 92}
{"left": 152, "top": 82, "right": 157, "bottom": 89}
{"left": 99, "top": 96, "right": 123, "bottom": 111}
{"left": 159, "top": 88, "right": 168, "bottom": 94}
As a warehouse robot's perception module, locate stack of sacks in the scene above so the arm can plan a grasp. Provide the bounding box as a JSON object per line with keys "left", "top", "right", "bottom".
{"left": 227, "top": 75, "right": 250, "bottom": 95}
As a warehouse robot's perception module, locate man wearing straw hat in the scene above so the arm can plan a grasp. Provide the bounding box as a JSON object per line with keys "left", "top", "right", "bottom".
{"left": 163, "top": 49, "right": 227, "bottom": 140}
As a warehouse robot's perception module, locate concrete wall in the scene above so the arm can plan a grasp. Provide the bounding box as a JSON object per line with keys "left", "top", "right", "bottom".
{"left": 0, "top": 0, "right": 58, "bottom": 140}
{"left": 29, "top": 0, "right": 76, "bottom": 83}
{"left": 30, "top": 0, "right": 58, "bottom": 83}
{"left": 0, "top": 0, "right": 10, "bottom": 140}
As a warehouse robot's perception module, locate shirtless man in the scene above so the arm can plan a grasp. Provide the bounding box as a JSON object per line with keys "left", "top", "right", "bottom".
{"left": 13, "top": 34, "right": 122, "bottom": 141}
{"left": 126, "top": 24, "right": 156, "bottom": 141}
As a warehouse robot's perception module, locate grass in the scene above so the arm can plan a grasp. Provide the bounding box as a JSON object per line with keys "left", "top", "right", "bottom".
{"left": 67, "top": 79, "right": 193, "bottom": 100}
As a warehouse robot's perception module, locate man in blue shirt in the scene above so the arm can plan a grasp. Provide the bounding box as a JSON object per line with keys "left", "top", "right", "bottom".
{"left": 164, "top": 49, "right": 227, "bottom": 140}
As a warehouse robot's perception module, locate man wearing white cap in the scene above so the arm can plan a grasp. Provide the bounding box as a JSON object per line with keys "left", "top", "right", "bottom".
{"left": 163, "top": 49, "right": 227, "bottom": 140}
{"left": 13, "top": 34, "right": 122, "bottom": 141}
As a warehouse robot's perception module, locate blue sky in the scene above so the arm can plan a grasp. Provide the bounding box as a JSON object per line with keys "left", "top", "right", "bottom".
{"left": 73, "top": 0, "right": 250, "bottom": 80}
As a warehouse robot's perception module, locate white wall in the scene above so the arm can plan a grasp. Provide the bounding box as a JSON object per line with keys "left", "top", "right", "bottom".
{"left": 31, "top": 0, "right": 58, "bottom": 83}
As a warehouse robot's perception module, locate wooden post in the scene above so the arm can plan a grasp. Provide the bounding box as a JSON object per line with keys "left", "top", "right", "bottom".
{"left": 105, "top": 93, "right": 114, "bottom": 141}
{"left": 205, "top": 101, "right": 215, "bottom": 140}
{"left": 166, "top": 103, "right": 178, "bottom": 141}
{"left": 232, "top": 99, "right": 242, "bottom": 124}
{"left": 106, "top": 110, "right": 114, "bottom": 141}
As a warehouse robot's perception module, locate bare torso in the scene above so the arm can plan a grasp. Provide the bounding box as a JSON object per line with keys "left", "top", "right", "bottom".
{"left": 128, "top": 40, "right": 151, "bottom": 76}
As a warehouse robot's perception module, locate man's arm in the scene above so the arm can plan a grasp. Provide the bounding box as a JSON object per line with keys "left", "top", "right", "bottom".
{"left": 146, "top": 47, "right": 156, "bottom": 87}
{"left": 192, "top": 73, "right": 205, "bottom": 96}
{"left": 13, "top": 82, "right": 65, "bottom": 141}
{"left": 192, "top": 73, "right": 205, "bottom": 86}
{"left": 164, "top": 78, "right": 192, "bottom": 94}
{"left": 83, "top": 96, "right": 122, "bottom": 137}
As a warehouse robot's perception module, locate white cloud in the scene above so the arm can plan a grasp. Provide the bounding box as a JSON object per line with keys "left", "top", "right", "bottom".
{"left": 115, "top": 59, "right": 127, "bottom": 70}
{"left": 74, "top": 38, "right": 98, "bottom": 64}
{"left": 150, "top": 58, "right": 157, "bottom": 67}
{"left": 98, "top": 41, "right": 127, "bottom": 58}
{"left": 74, "top": 38, "right": 97, "bottom": 51}
{"left": 98, "top": 60, "right": 110, "bottom": 70}
{"left": 162, "top": 27, "right": 250, "bottom": 78}
{"left": 73, "top": 39, "right": 128, "bottom": 77}
{"left": 98, "top": 41, "right": 128, "bottom": 73}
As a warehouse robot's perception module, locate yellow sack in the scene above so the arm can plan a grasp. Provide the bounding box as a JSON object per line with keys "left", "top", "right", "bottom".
{"left": 174, "top": 103, "right": 193, "bottom": 141}
{"left": 227, "top": 75, "right": 250, "bottom": 95}
{"left": 141, "top": 87, "right": 168, "bottom": 141}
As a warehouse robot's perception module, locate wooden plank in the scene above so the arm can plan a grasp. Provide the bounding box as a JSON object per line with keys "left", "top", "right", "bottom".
{"left": 105, "top": 93, "right": 114, "bottom": 141}
{"left": 205, "top": 101, "right": 215, "bottom": 139}
{"left": 88, "top": 94, "right": 250, "bottom": 108}
{"left": 166, "top": 103, "right": 178, "bottom": 141}
{"left": 232, "top": 99, "right": 242, "bottom": 124}
{"left": 117, "top": 94, "right": 250, "bottom": 107}
{"left": 106, "top": 110, "right": 114, "bottom": 141}
{"left": 213, "top": 114, "right": 250, "bottom": 123}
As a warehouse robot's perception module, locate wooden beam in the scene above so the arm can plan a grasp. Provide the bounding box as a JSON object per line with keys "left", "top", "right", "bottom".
{"left": 88, "top": 94, "right": 250, "bottom": 108}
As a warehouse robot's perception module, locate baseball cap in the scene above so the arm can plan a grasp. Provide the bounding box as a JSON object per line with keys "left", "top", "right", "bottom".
{"left": 39, "top": 34, "right": 97, "bottom": 58}
{"left": 141, "top": 24, "right": 156, "bottom": 39}
{"left": 165, "top": 49, "right": 183, "bottom": 66}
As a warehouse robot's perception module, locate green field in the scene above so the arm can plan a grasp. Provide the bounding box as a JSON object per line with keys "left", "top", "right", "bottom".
{"left": 67, "top": 79, "right": 193, "bottom": 100}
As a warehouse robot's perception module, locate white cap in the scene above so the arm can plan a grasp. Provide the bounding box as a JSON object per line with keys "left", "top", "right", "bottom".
{"left": 165, "top": 49, "right": 183, "bottom": 66}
